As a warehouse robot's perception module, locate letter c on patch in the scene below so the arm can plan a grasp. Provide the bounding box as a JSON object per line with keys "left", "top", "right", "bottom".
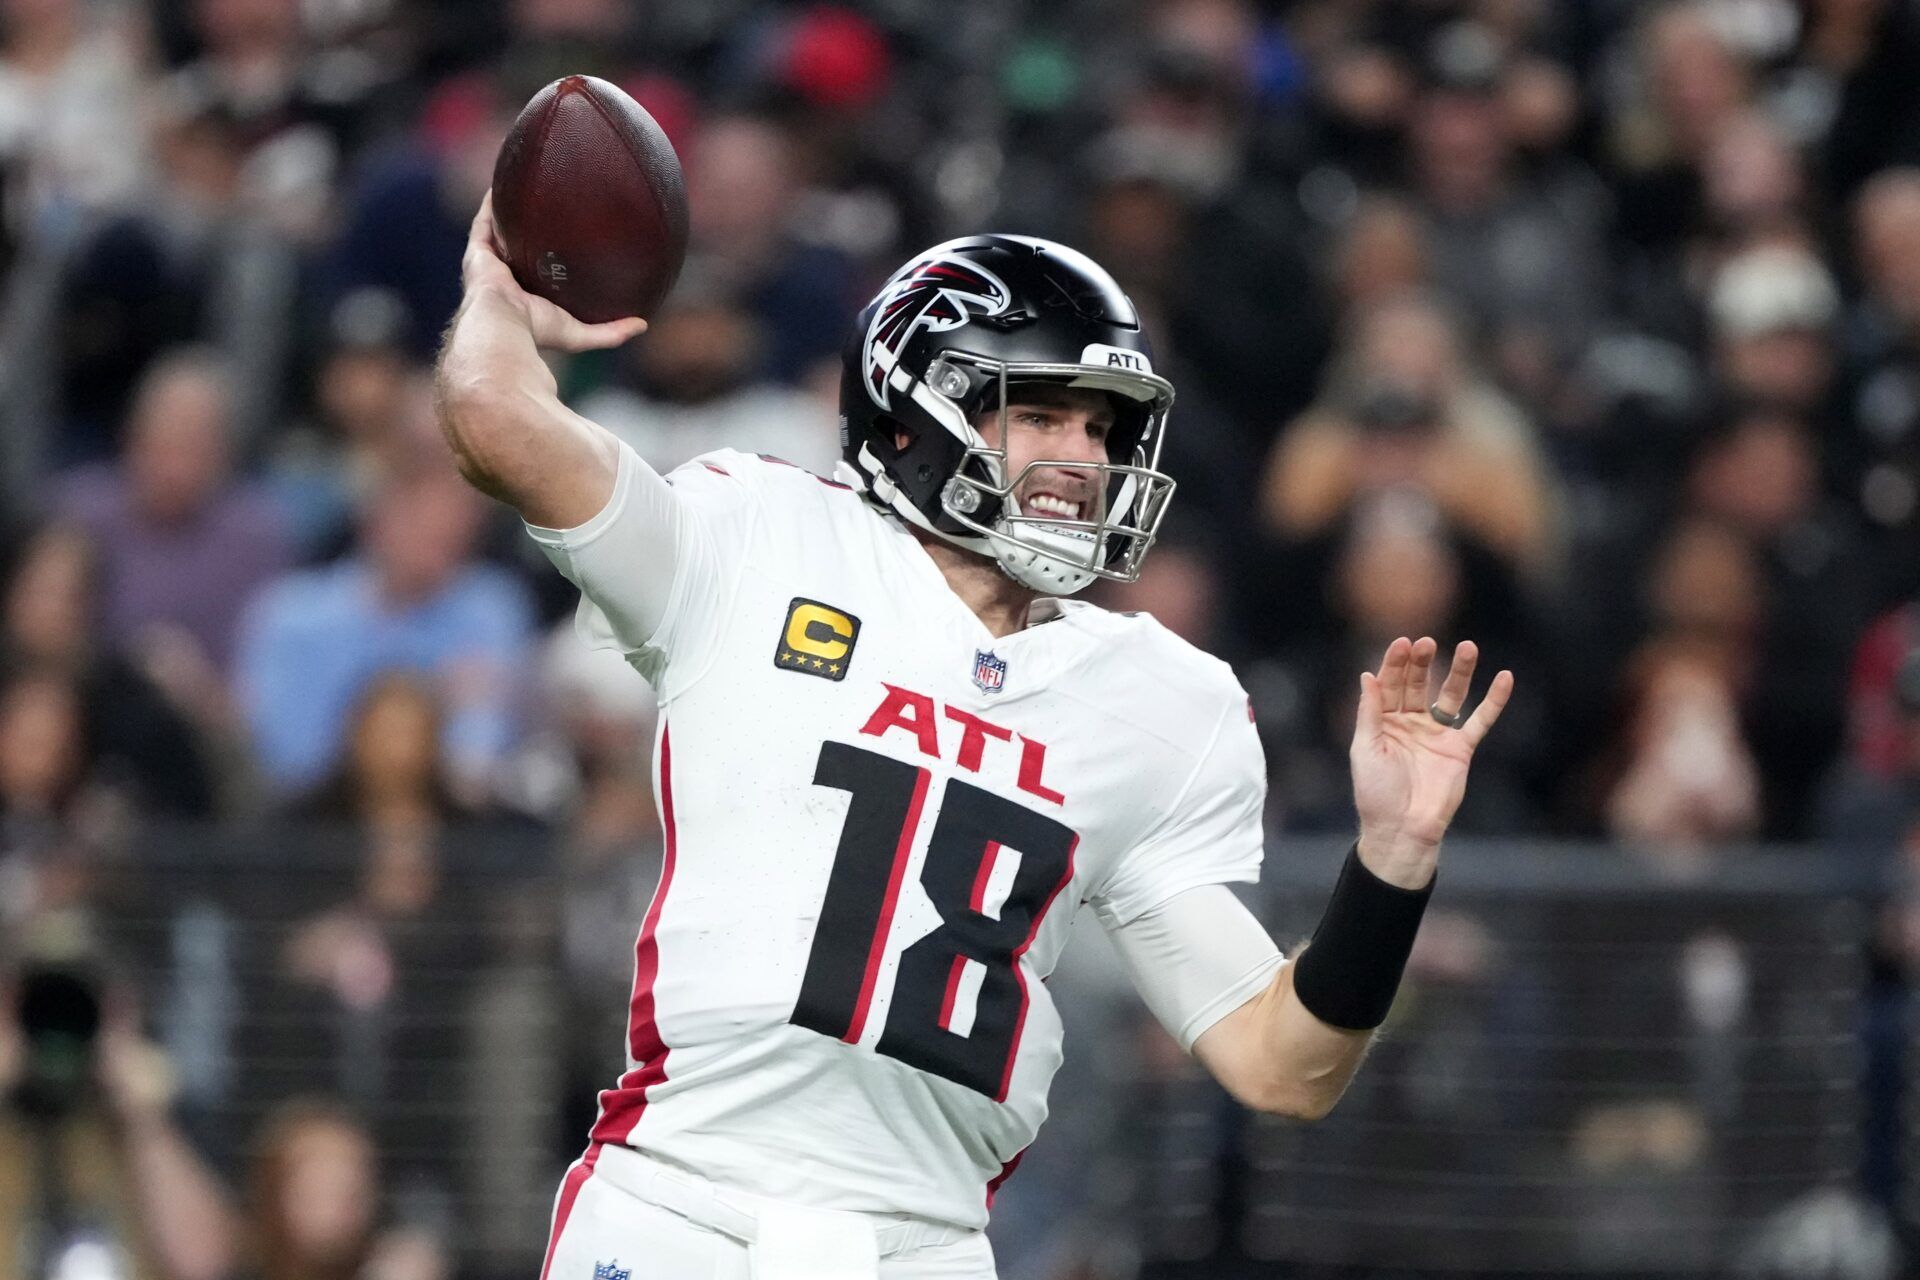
{"left": 787, "top": 603, "right": 855, "bottom": 660}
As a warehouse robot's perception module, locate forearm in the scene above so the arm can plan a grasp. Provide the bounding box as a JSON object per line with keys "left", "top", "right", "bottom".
{"left": 1115, "top": 883, "right": 1370, "bottom": 1121}
{"left": 433, "top": 285, "right": 617, "bottom": 526}
{"left": 119, "top": 1114, "right": 238, "bottom": 1280}
{"left": 1194, "top": 841, "right": 1435, "bottom": 1118}
{"left": 1198, "top": 958, "right": 1372, "bottom": 1120}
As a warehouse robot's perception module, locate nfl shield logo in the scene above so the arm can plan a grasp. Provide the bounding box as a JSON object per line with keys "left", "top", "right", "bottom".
{"left": 973, "top": 650, "right": 1008, "bottom": 694}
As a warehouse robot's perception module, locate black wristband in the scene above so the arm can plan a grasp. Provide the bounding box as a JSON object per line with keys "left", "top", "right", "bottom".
{"left": 1290, "top": 842, "right": 1434, "bottom": 1031}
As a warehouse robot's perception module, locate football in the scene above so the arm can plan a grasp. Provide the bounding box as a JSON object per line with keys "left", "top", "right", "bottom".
{"left": 490, "top": 75, "right": 689, "bottom": 324}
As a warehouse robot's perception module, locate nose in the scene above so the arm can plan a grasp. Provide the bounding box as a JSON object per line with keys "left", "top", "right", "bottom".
{"left": 1055, "top": 421, "right": 1109, "bottom": 468}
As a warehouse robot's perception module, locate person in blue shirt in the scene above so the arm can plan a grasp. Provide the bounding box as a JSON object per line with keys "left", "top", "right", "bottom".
{"left": 236, "top": 464, "right": 534, "bottom": 795}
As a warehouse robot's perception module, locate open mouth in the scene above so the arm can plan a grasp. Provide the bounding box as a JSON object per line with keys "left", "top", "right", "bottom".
{"left": 1024, "top": 492, "right": 1086, "bottom": 521}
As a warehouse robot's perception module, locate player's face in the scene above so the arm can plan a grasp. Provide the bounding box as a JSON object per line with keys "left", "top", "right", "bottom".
{"left": 976, "top": 384, "right": 1116, "bottom": 524}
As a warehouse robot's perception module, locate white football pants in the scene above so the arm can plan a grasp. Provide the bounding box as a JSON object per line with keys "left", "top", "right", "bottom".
{"left": 539, "top": 1143, "right": 997, "bottom": 1280}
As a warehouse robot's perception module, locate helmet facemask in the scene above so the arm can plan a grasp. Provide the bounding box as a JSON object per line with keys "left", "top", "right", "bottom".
{"left": 922, "top": 354, "right": 1177, "bottom": 595}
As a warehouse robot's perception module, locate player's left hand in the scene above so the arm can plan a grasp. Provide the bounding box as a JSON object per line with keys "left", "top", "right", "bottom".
{"left": 1349, "top": 636, "right": 1513, "bottom": 889}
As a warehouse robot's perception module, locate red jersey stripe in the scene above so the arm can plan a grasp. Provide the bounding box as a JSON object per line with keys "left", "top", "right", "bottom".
{"left": 538, "top": 1144, "right": 603, "bottom": 1280}
{"left": 993, "top": 834, "right": 1078, "bottom": 1103}
{"left": 589, "top": 724, "right": 681, "bottom": 1144}
{"left": 843, "top": 765, "right": 932, "bottom": 1044}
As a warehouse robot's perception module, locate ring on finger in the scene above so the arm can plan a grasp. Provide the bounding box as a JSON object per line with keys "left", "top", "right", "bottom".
{"left": 1429, "top": 701, "right": 1464, "bottom": 729}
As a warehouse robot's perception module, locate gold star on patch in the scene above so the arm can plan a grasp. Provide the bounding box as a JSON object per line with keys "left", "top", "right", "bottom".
{"left": 828, "top": 663, "right": 841, "bottom": 675}
{"left": 811, "top": 657, "right": 825, "bottom": 669}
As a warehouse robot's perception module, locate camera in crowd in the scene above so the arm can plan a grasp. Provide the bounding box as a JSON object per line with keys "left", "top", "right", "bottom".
{"left": 1349, "top": 380, "right": 1442, "bottom": 436}
{"left": 6, "top": 943, "right": 106, "bottom": 1120}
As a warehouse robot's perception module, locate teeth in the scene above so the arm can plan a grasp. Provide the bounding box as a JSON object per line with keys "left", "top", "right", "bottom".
{"left": 1028, "top": 494, "right": 1080, "bottom": 519}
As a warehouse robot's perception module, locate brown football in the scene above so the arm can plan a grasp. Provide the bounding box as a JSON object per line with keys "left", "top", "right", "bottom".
{"left": 490, "top": 75, "right": 689, "bottom": 324}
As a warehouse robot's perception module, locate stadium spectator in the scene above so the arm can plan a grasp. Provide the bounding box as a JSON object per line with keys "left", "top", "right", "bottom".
{"left": 1832, "top": 620, "right": 1920, "bottom": 1215}
{"left": 1646, "top": 514, "right": 1765, "bottom": 657}
{"left": 1609, "top": 6, "right": 1757, "bottom": 307}
{"left": 0, "top": 667, "right": 112, "bottom": 833}
{"left": 2, "top": 524, "right": 219, "bottom": 816}
{"left": 1845, "top": 602, "right": 1920, "bottom": 779}
{"left": 545, "top": 625, "right": 660, "bottom": 1145}
{"left": 1684, "top": 408, "right": 1875, "bottom": 833}
{"left": 1329, "top": 196, "right": 1431, "bottom": 321}
{"left": 1698, "top": 112, "right": 1808, "bottom": 245}
{"left": 0, "top": 915, "right": 236, "bottom": 1280}
{"left": 58, "top": 349, "right": 294, "bottom": 674}
{"left": 1844, "top": 169, "right": 1920, "bottom": 598}
{"left": 682, "top": 112, "right": 859, "bottom": 385}
{"left": 1800, "top": 0, "right": 1920, "bottom": 198}
{"left": 1073, "top": 144, "right": 1274, "bottom": 531}
{"left": 0, "top": 0, "right": 153, "bottom": 229}
{"left": 0, "top": 665, "right": 116, "bottom": 940}
{"left": 524, "top": 617, "right": 657, "bottom": 821}
{"left": 166, "top": 0, "right": 356, "bottom": 236}
{"left": 282, "top": 673, "right": 474, "bottom": 833}
{"left": 1090, "top": 48, "right": 1333, "bottom": 437}
{"left": 1597, "top": 635, "right": 1764, "bottom": 851}
{"left": 266, "top": 677, "right": 515, "bottom": 1205}
{"left": 573, "top": 272, "right": 840, "bottom": 476}
{"left": 41, "top": 86, "right": 286, "bottom": 465}
{"left": 1257, "top": 291, "right": 1563, "bottom": 584}
{"left": 235, "top": 464, "right": 534, "bottom": 795}
{"left": 322, "top": 73, "right": 509, "bottom": 359}
{"left": 240, "top": 1100, "right": 451, "bottom": 1280}
{"left": 1825, "top": 628, "right": 1920, "bottom": 859}
{"left": 1404, "top": 23, "right": 1606, "bottom": 379}
{"left": 1706, "top": 242, "right": 1842, "bottom": 421}
{"left": 265, "top": 289, "right": 423, "bottom": 560}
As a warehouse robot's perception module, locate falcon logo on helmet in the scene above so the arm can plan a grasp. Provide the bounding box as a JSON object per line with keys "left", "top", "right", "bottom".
{"left": 863, "top": 256, "right": 1012, "bottom": 410}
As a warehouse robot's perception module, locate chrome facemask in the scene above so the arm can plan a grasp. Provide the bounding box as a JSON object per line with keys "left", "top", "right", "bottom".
{"left": 927, "top": 353, "right": 1178, "bottom": 595}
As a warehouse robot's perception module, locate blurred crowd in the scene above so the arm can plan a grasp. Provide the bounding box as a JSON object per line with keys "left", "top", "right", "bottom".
{"left": 1, "top": 0, "right": 1920, "bottom": 1275}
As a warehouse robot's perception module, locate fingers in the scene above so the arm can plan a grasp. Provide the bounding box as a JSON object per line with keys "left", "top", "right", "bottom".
{"left": 1376, "top": 636, "right": 1413, "bottom": 711}
{"left": 1461, "top": 669, "right": 1515, "bottom": 749}
{"left": 463, "top": 194, "right": 513, "bottom": 290}
{"left": 1407, "top": 636, "right": 1437, "bottom": 712}
{"left": 468, "top": 192, "right": 497, "bottom": 253}
{"left": 574, "top": 315, "right": 649, "bottom": 349}
{"left": 1356, "top": 670, "right": 1383, "bottom": 742}
{"left": 539, "top": 309, "right": 647, "bottom": 352}
{"left": 1432, "top": 640, "right": 1478, "bottom": 718}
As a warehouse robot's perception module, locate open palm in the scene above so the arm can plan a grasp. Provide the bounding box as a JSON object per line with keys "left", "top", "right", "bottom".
{"left": 1350, "top": 637, "right": 1514, "bottom": 879}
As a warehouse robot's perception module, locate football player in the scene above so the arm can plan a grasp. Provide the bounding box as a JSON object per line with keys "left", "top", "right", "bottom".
{"left": 437, "top": 197, "right": 1514, "bottom": 1280}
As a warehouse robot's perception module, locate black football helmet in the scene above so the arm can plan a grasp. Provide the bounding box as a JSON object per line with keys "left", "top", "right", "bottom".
{"left": 836, "top": 234, "right": 1177, "bottom": 594}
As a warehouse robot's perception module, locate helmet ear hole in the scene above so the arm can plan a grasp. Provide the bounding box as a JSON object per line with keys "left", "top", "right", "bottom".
{"left": 877, "top": 415, "right": 914, "bottom": 455}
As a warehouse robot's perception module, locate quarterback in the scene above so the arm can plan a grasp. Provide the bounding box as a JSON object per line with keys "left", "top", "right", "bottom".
{"left": 436, "top": 197, "right": 1513, "bottom": 1280}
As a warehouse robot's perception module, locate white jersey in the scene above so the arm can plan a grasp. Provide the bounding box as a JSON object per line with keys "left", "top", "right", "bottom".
{"left": 530, "top": 444, "right": 1268, "bottom": 1230}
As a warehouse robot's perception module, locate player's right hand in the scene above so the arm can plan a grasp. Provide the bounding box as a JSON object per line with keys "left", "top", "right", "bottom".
{"left": 462, "top": 194, "right": 648, "bottom": 354}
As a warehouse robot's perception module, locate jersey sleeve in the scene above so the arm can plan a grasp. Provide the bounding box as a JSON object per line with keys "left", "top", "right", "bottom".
{"left": 1090, "top": 691, "right": 1269, "bottom": 928}
{"left": 1103, "top": 883, "right": 1285, "bottom": 1051}
{"left": 523, "top": 441, "right": 761, "bottom": 692}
